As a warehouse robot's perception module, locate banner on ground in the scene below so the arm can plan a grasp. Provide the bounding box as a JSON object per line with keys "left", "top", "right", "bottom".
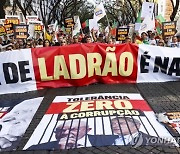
{"left": 24, "top": 93, "right": 177, "bottom": 150}
{"left": 0, "top": 44, "right": 180, "bottom": 94}
{"left": 0, "top": 97, "right": 43, "bottom": 151}
{"left": 14, "top": 25, "right": 28, "bottom": 39}
{"left": 157, "top": 112, "right": 180, "bottom": 136}
{"left": 162, "top": 21, "right": 177, "bottom": 38}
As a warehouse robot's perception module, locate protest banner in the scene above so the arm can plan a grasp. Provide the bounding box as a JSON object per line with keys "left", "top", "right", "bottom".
{"left": 5, "top": 15, "right": 20, "bottom": 25}
{"left": 162, "top": 21, "right": 177, "bottom": 38}
{"left": 34, "top": 24, "right": 43, "bottom": 33}
{"left": 0, "top": 25, "right": 7, "bottom": 36}
{"left": 64, "top": 17, "right": 74, "bottom": 28}
{"left": 26, "top": 16, "right": 39, "bottom": 24}
{"left": 0, "top": 44, "right": 180, "bottom": 95}
{"left": 65, "top": 27, "right": 72, "bottom": 34}
{"left": 157, "top": 112, "right": 180, "bottom": 137}
{"left": 14, "top": 25, "right": 28, "bottom": 39}
{"left": 4, "top": 23, "right": 14, "bottom": 35}
{"left": 28, "top": 21, "right": 43, "bottom": 38}
{"left": 0, "top": 97, "right": 43, "bottom": 151}
{"left": 116, "top": 28, "right": 129, "bottom": 41}
{"left": 24, "top": 93, "right": 177, "bottom": 150}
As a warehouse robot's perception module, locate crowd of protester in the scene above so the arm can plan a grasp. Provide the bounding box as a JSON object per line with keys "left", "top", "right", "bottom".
{"left": 0, "top": 27, "right": 180, "bottom": 52}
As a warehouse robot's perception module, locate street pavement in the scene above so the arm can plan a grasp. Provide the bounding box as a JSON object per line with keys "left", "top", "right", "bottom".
{"left": 1, "top": 82, "right": 180, "bottom": 153}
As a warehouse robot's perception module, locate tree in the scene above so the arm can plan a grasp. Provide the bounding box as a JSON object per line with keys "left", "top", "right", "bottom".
{"left": 170, "top": 0, "right": 179, "bottom": 21}
{"left": 0, "top": 0, "right": 6, "bottom": 19}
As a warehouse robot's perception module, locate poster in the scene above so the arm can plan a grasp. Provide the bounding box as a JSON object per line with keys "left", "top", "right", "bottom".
{"left": 162, "top": 21, "right": 177, "bottom": 38}
{"left": 5, "top": 15, "right": 20, "bottom": 25}
{"left": 0, "top": 26, "right": 7, "bottom": 36}
{"left": 64, "top": 18, "right": 74, "bottom": 28}
{"left": 24, "top": 93, "right": 177, "bottom": 150}
{"left": 14, "top": 25, "right": 28, "bottom": 39}
{"left": 4, "top": 23, "right": 14, "bottom": 35}
{"left": 0, "top": 97, "right": 43, "bottom": 151}
{"left": 157, "top": 112, "right": 180, "bottom": 137}
{"left": 116, "top": 28, "right": 129, "bottom": 41}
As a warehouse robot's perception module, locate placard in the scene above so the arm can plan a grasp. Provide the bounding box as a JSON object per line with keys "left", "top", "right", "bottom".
{"left": 4, "top": 23, "right": 14, "bottom": 35}
{"left": 162, "top": 21, "right": 176, "bottom": 37}
{"left": 14, "top": 25, "right": 28, "bottom": 39}
{"left": 116, "top": 28, "right": 129, "bottom": 41}
{"left": 64, "top": 18, "right": 74, "bottom": 28}
{"left": 0, "top": 25, "right": 7, "bottom": 36}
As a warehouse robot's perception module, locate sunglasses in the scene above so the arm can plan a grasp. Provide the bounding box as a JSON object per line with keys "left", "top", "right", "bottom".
{"left": 61, "top": 41, "right": 66, "bottom": 43}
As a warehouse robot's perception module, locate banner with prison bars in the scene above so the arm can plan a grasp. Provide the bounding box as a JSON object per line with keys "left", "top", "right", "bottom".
{"left": 24, "top": 93, "right": 178, "bottom": 150}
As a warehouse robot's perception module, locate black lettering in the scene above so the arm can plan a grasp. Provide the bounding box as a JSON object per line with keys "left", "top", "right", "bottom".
{"left": 153, "top": 57, "right": 169, "bottom": 74}
{"left": 168, "top": 58, "right": 180, "bottom": 76}
{"left": 18, "top": 61, "right": 32, "bottom": 82}
{"left": 104, "top": 96, "right": 113, "bottom": 99}
{"left": 123, "top": 96, "right": 130, "bottom": 99}
{"left": 140, "top": 52, "right": 151, "bottom": 73}
{"left": 98, "top": 95, "right": 104, "bottom": 100}
{"left": 67, "top": 98, "right": 73, "bottom": 102}
{"left": 3, "top": 63, "right": 19, "bottom": 84}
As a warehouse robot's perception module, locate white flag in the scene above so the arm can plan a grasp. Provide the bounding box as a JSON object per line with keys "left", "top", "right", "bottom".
{"left": 141, "top": 2, "right": 154, "bottom": 19}
{"left": 72, "top": 16, "right": 81, "bottom": 36}
{"left": 89, "top": 18, "right": 99, "bottom": 31}
{"left": 87, "top": 0, "right": 96, "bottom": 6}
{"left": 139, "top": 15, "right": 155, "bottom": 35}
{"left": 93, "top": 2, "right": 106, "bottom": 22}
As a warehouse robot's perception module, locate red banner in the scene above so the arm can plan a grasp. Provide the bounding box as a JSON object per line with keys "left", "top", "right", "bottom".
{"left": 46, "top": 100, "right": 152, "bottom": 114}
{"left": 32, "top": 43, "right": 138, "bottom": 90}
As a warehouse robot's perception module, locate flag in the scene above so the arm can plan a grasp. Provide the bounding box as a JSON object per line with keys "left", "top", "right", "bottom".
{"left": 93, "top": 2, "right": 106, "bottom": 22}
{"left": 73, "top": 16, "right": 81, "bottom": 36}
{"left": 89, "top": 18, "right": 99, "bottom": 31}
{"left": 87, "top": 0, "right": 96, "bottom": 6}
{"left": 136, "top": 10, "right": 142, "bottom": 23}
{"left": 139, "top": 15, "right": 155, "bottom": 35}
{"left": 44, "top": 28, "right": 52, "bottom": 41}
{"left": 112, "top": 20, "right": 118, "bottom": 28}
{"left": 82, "top": 19, "right": 89, "bottom": 29}
{"left": 156, "top": 14, "right": 165, "bottom": 23}
{"left": 155, "top": 14, "right": 165, "bottom": 34}
{"left": 141, "top": 2, "right": 154, "bottom": 19}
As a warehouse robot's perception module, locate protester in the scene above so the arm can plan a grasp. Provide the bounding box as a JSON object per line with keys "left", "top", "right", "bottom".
{"left": 73, "top": 35, "right": 79, "bottom": 44}
{"left": 170, "top": 36, "right": 179, "bottom": 48}
{"left": 2, "top": 35, "right": 10, "bottom": 46}
{"left": 157, "top": 39, "right": 165, "bottom": 47}
{"left": 148, "top": 33, "right": 157, "bottom": 45}
{"left": 61, "top": 39, "right": 67, "bottom": 46}
{"left": 43, "top": 39, "right": 51, "bottom": 47}
{"left": 86, "top": 36, "right": 92, "bottom": 43}
{"left": 141, "top": 32, "right": 149, "bottom": 44}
